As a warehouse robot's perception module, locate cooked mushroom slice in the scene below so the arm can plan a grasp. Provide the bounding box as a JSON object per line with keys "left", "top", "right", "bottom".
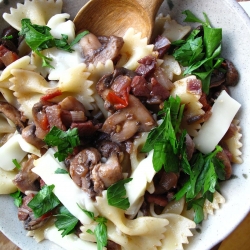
{"left": 69, "top": 148, "right": 101, "bottom": 188}
{"left": 224, "top": 59, "right": 239, "bottom": 86}
{"left": 18, "top": 194, "right": 51, "bottom": 231}
{"left": 0, "top": 101, "right": 27, "bottom": 133}
{"left": 101, "top": 95, "right": 156, "bottom": 142}
{"left": 21, "top": 124, "right": 46, "bottom": 149}
{"left": 91, "top": 154, "right": 123, "bottom": 195}
{"left": 216, "top": 149, "right": 232, "bottom": 180}
{"left": 80, "top": 33, "right": 124, "bottom": 65}
{"left": 13, "top": 154, "right": 40, "bottom": 193}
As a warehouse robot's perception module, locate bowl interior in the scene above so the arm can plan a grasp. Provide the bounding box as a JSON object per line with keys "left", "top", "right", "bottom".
{"left": 0, "top": 0, "right": 250, "bottom": 249}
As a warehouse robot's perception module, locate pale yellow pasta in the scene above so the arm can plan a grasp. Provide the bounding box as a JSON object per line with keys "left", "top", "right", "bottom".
{"left": 171, "top": 75, "right": 204, "bottom": 137}
{"left": 9, "top": 69, "right": 52, "bottom": 119}
{"left": 0, "top": 114, "right": 15, "bottom": 134}
{"left": 33, "top": 14, "right": 82, "bottom": 80}
{"left": 0, "top": 56, "right": 35, "bottom": 81}
{"left": 0, "top": 168, "right": 18, "bottom": 194}
{"left": 130, "top": 132, "right": 149, "bottom": 172}
{"left": 161, "top": 55, "right": 182, "bottom": 81}
{"left": 95, "top": 191, "right": 168, "bottom": 236}
{"left": 116, "top": 28, "right": 154, "bottom": 70}
{"left": 203, "top": 191, "right": 225, "bottom": 220}
{"left": 161, "top": 15, "right": 191, "bottom": 42}
{"left": 224, "top": 119, "right": 243, "bottom": 164}
{"left": 56, "top": 63, "right": 95, "bottom": 110}
{"left": 3, "top": 0, "right": 63, "bottom": 31}
{"left": 160, "top": 213, "right": 196, "bottom": 250}
{"left": 0, "top": 87, "right": 17, "bottom": 107}
{"left": 88, "top": 60, "right": 114, "bottom": 118}
{"left": 162, "top": 197, "right": 186, "bottom": 215}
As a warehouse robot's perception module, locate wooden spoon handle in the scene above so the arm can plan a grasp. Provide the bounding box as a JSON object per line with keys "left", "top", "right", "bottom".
{"left": 136, "top": 0, "right": 164, "bottom": 20}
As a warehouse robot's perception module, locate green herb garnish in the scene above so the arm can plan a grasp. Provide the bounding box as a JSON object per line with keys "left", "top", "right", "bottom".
{"left": 12, "top": 159, "right": 21, "bottom": 170}
{"left": 55, "top": 168, "right": 69, "bottom": 174}
{"left": 141, "top": 96, "right": 186, "bottom": 173}
{"left": 55, "top": 205, "right": 78, "bottom": 237}
{"left": 2, "top": 35, "right": 13, "bottom": 40}
{"left": 79, "top": 206, "right": 108, "bottom": 250}
{"left": 10, "top": 190, "right": 23, "bottom": 207}
{"left": 172, "top": 10, "right": 223, "bottom": 93}
{"left": 107, "top": 178, "right": 132, "bottom": 210}
{"left": 175, "top": 146, "right": 225, "bottom": 223}
{"left": 44, "top": 126, "right": 80, "bottom": 162}
{"left": 28, "top": 184, "right": 60, "bottom": 218}
{"left": 19, "top": 19, "right": 89, "bottom": 68}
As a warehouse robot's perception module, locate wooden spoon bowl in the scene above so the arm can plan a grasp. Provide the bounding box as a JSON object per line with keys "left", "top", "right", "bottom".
{"left": 74, "top": 0, "right": 163, "bottom": 40}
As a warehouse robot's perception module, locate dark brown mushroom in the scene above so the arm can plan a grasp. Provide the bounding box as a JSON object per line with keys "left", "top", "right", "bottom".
{"left": 13, "top": 154, "right": 40, "bottom": 193}
{"left": 0, "top": 101, "right": 27, "bottom": 133}
{"left": 80, "top": 32, "right": 124, "bottom": 65}
{"left": 21, "top": 124, "right": 46, "bottom": 149}
{"left": 101, "top": 95, "right": 157, "bottom": 142}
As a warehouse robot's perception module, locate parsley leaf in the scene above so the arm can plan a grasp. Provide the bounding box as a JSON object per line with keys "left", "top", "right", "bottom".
{"left": 19, "top": 19, "right": 89, "bottom": 68}
{"left": 175, "top": 146, "right": 225, "bottom": 223}
{"left": 172, "top": 11, "right": 223, "bottom": 94}
{"left": 79, "top": 206, "right": 108, "bottom": 250}
{"left": 55, "top": 168, "right": 69, "bottom": 174}
{"left": 12, "top": 159, "right": 21, "bottom": 170}
{"left": 54, "top": 206, "right": 78, "bottom": 237}
{"left": 107, "top": 178, "right": 132, "bottom": 210}
{"left": 141, "top": 96, "right": 186, "bottom": 173}
{"left": 44, "top": 126, "right": 80, "bottom": 162}
{"left": 28, "top": 184, "right": 60, "bottom": 218}
{"left": 10, "top": 190, "right": 23, "bottom": 207}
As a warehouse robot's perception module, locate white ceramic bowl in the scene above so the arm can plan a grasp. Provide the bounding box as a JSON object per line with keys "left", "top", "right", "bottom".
{"left": 0, "top": 0, "right": 250, "bottom": 249}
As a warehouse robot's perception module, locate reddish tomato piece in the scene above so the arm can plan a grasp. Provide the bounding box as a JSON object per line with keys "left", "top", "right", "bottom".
{"left": 106, "top": 90, "right": 129, "bottom": 109}
{"left": 40, "top": 89, "right": 62, "bottom": 101}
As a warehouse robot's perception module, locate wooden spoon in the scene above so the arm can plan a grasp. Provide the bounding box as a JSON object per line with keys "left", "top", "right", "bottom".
{"left": 73, "top": 0, "right": 163, "bottom": 40}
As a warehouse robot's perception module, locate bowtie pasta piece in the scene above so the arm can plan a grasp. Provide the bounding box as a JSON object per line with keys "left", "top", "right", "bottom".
{"left": 116, "top": 28, "right": 154, "bottom": 70}
{"left": 3, "top": 0, "right": 63, "bottom": 30}
{"left": 224, "top": 119, "right": 243, "bottom": 164}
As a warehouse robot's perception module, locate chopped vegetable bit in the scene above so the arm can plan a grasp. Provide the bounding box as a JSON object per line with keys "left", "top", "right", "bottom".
{"left": 79, "top": 205, "right": 108, "bottom": 250}
{"left": 19, "top": 19, "right": 89, "bottom": 67}
{"left": 142, "top": 96, "right": 186, "bottom": 173}
{"left": 43, "top": 126, "right": 80, "bottom": 162}
{"left": 28, "top": 184, "right": 60, "bottom": 218}
{"left": 12, "top": 159, "right": 21, "bottom": 170}
{"left": 10, "top": 190, "right": 23, "bottom": 207}
{"left": 175, "top": 146, "right": 225, "bottom": 223}
{"left": 55, "top": 205, "right": 78, "bottom": 237}
{"left": 172, "top": 10, "right": 223, "bottom": 94}
{"left": 55, "top": 168, "right": 69, "bottom": 174}
{"left": 107, "top": 178, "right": 132, "bottom": 210}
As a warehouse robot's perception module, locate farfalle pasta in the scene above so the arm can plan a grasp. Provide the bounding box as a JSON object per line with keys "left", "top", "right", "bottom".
{"left": 0, "top": 1, "right": 243, "bottom": 250}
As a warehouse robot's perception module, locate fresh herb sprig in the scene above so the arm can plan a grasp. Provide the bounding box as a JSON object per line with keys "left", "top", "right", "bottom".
{"left": 12, "top": 159, "right": 21, "bottom": 170}
{"left": 28, "top": 184, "right": 60, "bottom": 218}
{"left": 19, "top": 19, "right": 89, "bottom": 68}
{"left": 175, "top": 146, "right": 225, "bottom": 223}
{"left": 172, "top": 10, "right": 224, "bottom": 94}
{"left": 141, "top": 96, "right": 186, "bottom": 173}
{"left": 55, "top": 205, "right": 78, "bottom": 237}
{"left": 79, "top": 206, "right": 108, "bottom": 250}
{"left": 10, "top": 190, "right": 23, "bottom": 207}
{"left": 107, "top": 178, "right": 132, "bottom": 210}
{"left": 44, "top": 126, "right": 80, "bottom": 162}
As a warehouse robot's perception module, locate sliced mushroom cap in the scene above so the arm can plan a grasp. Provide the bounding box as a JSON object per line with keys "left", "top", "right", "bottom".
{"left": 101, "top": 95, "right": 156, "bottom": 142}
{"left": 21, "top": 124, "right": 46, "bottom": 149}
{"left": 69, "top": 148, "right": 101, "bottom": 187}
{"left": 80, "top": 33, "right": 124, "bottom": 65}
{"left": 91, "top": 154, "right": 123, "bottom": 195}
{"left": 13, "top": 154, "right": 40, "bottom": 193}
{"left": 0, "top": 101, "right": 27, "bottom": 133}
